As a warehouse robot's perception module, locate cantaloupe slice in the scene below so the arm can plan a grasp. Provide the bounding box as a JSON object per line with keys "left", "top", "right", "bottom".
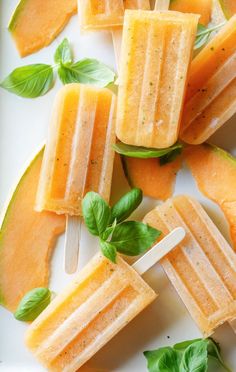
{"left": 219, "top": 0, "right": 236, "bottom": 19}
{"left": 0, "top": 148, "right": 65, "bottom": 312}
{"left": 184, "top": 143, "right": 236, "bottom": 250}
{"left": 170, "top": 0, "right": 212, "bottom": 25}
{"left": 121, "top": 156, "right": 182, "bottom": 201}
{"left": 8, "top": 0, "right": 77, "bottom": 57}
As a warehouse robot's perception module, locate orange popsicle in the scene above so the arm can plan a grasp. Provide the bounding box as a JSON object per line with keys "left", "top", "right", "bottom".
{"left": 116, "top": 10, "right": 199, "bottom": 148}
{"left": 180, "top": 15, "right": 236, "bottom": 144}
{"left": 144, "top": 195, "right": 236, "bottom": 336}
{"left": 78, "top": 0, "right": 150, "bottom": 31}
{"left": 36, "top": 83, "right": 116, "bottom": 216}
{"left": 25, "top": 253, "right": 157, "bottom": 371}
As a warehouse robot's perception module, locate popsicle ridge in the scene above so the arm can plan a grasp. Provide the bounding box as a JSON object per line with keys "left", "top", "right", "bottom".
{"left": 116, "top": 10, "right": 199, "bottom": 148}
{"left": 144, "top": 195, "right": 236, "bottom": 336}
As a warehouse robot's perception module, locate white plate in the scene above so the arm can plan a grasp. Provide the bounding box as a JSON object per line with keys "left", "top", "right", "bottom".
{"left": 0, "top": 1, "right": 236, "bottom": 371}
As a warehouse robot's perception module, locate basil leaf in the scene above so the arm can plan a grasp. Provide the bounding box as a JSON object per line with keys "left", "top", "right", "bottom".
{"left": 14, "top": 288, "right": 51, "bottom": 321}
{"left": 180, "top": 340, "right": 208, "bottom": 372}
{"left": 194, "top": 22, "right": 226, "bottom": 51}
{"left": 54, "top": 38, "right": 73, "bottom": 65}
{"left": 144, "top": 347, "right": 179, "bottom": 372}
{"left": 110, "top": 221, "right": 161, "bottom": 256}
{"left": 82, "top": 192, "right": 111, "bottom": 236}
{"left": 113, "top": 142, "right": 183, "bottom": 160}
{"left": 0, "top": 64, "right": 54, "bottom": 98}
{"left": 100, "top": 240, "right": 117, "bottom": 263}
{"left": 174, "top": 339, "right": 202, "bottom": 351}
{"left": 110, "top": 188, "right": 143, "bottom": 224}
{"left": 207, "top": 339, "right": 232, "bottom": 372}
{"left": 101, "top": 218, "right": 117, "bottom": 241}
{"left": 58, "top": 58, "right": 115, "bottom": 87}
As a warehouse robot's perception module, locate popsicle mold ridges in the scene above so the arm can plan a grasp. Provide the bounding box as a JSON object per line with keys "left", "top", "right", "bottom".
{"left": 35, "top": 83, "right": 116, "bottom": 216}
{"left": 25, "top": 253, "right": 157, "bottom": 372}
{"left": 116, "top": 10, "right": 199, "bottom": 148}
{"left": 180, "top": 15, "right": 236, "bottom": 144}
{"left": 144, "top": 195, "right": 236, "bottom": 336}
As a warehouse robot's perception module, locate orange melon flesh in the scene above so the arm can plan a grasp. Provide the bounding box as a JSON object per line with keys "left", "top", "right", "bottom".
{"left": 220, "top": 0, "right": 236, "bottom": 19}
{"left": 144, "top": 195, "right": 236, "bottom": 336}
{"left": 79, "top": 0, "right": 150, "bottom": 31}
{"left": 8, "top": 0, "right": 77, "bottom": 57}
{"left": 25, "top": 253, "right": 156, "bottom": 371}
{"left": 122, "top": 156, "right": 182, "bottom": 201}
{"left": 0, "top": 149, "right": 65, "bottom": 312}
{"left": 184, "top": 144, "right": 236, "bottom": 250}
{"left": 116, "top": 10, "right": 199, "bottom": 149}
{"left": 180, "top": 15, "right": 236, "bottom": 144}
{"left": 170, "top": 0, "right": 212, "bottom": 25}
{"left": 36, "top": 84, "right": 116, "bottom": 216}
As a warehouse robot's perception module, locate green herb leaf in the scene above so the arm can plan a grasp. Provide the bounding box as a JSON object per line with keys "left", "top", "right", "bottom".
{"left": 58, "top": 58, "right": 115, "bottom": 87}
{"left": 194, "top": 22, "right": 226, "bottom": 51}
{"left": 54, "top": 38, "right": 73, "bottom": 65}
{"left": 207, "top": 339, "right": 232, "bottom": 372}
{"left": 101, "top": 218, "right": 117, "bottom": 241}
{"left": 174, "top": 339, "right": 202, "bottom": 351}
{"left": 82, "top": 192, "right": 111, "bottom": 236}
{"left": 110, "top": 221, "right": 161, "bottom": 256}
{"left": 144, "top": 347, "right": 180, "bottom": 372}
{"left": 180, "top": 340, "right": 208, "bottom": 372}
{"left": 113, "top": 142, "right": 183, "bottom": 160}
{"left": 110, "top": 188, "right": 143, "bottom": 224}
{"left": 100, "top": 240, "right": 117, "bottom": 263}
{"left": 14, "top": 288, "right": 51, "bottom": 321}
{"left": 0, "top": 64, "right": 54, "bottom": 98}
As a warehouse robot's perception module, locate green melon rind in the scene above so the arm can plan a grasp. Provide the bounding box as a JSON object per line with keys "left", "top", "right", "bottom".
{"left": 205, "top": 143, "right": 236, "bottom": 166}
{"left": 8, "top": 0, "right": 28, "bottom": 31}
{"left": 120, "top": 156, "right": 134, "bottom": 188}
{"left": 0, "top": 145, "right": 44, "bottom": 305}
{"left": 218, "top": 0, "right": 232, "bottom": 19}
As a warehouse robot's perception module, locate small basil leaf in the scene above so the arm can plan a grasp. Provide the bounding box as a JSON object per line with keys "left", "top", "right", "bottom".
{"left": 113, "top": 142, "right": 183, "bottom": 160}
{"left": 180, "top": 339, "right": 208, "bottom": 372}
{"left": 194, "top": 22, "right": 226, "bottom": 51}
{"left": 82, "top": 192, "right": 111, "bottom": 236}
{"left": 100, "top": 240, "right": 117, "bottom": 263}
{"left": 174, "top": 339, "right": 202, "bottom": 351}
{"left": 14, "top": 288, "right": 51, "bottom": 321}
{"left": 0, "top": 64, "right": 54, "bottom": 98}
{"left": 57, "top": 58, "right": 115, "bottom": 87}
{"left": 110, "top": 221, "right": 161, "bottom": 256}
{"left": 110, "top": 188, "right": 143, "bottom": 224}
{"left": 54, "top": 38, "right": 73, "bottom": 65}
{"left": 159, "top": 147, "right": 182, "bottom": 166}
{"left": 207, "top": 339, "right": 232, "bottom": 372}
{"left": 101, "top": 218, "right": 117, "bottom": 241}
{"left": 144, "top": 347, "right": 179, "bottom": 372}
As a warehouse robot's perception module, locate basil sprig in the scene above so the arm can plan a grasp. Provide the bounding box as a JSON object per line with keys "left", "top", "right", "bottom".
{"left": 14, "top": 288, "right": 51, "bottom": 321}
{"left": 113, "top": 142, "right": 183, "bottom": 165}
{"left": 82, "top": 189, "right": 161, "bottom": 263}
{"left": 0, "top": 38, "right": 115, "bottom": 98}
{"left": 194, "top": 22, "right": 226, "bottom": 51}
{"left": 144, "top": 338, "right": 232, "bottom": 372}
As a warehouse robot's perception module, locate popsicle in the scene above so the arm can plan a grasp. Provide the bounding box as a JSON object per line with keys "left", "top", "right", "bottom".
{"left": 25, "top": 228, "right": 185, "bottom": 372}
{"left": 35, "top": 83, "right": 116, "bottom": 273}
{"left": 116, "top": 10, "right": 199, "bottom": 149}
{"left": 180, "top": 15, "right": 236, "bottom": 144}
{"left": 144, "top": 195, "right": 236, "bottom": 336}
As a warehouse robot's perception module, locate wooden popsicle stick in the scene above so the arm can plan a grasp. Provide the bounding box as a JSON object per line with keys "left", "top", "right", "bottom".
{"left": 229, "top": 319, "right": 236, "bottom": 334}
{"left": 112, "top": 28, "right": 123, "bottom": 72}
{"left": 154, "top": 0, "right": 170, "bottom": 10}
{"left": 132, "top": 227, "right": 185, "bottom": 275}
{"left": 64, "top": 215, "right": 82, "bottom": 274}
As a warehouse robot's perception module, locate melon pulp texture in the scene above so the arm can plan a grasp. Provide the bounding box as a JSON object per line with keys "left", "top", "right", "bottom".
{"left": 219, "top": 0, "right": 236, "bottom": 18}
{"left": 170, "top": 0, "right": 212, "bottom": 25}
{"left": 184, "top": 144, "right": 236, "bottom": 250}
{"left": 8, "top": 0, "right": 77, "bottom": 57}
{"left": 122, "top": 155, "right": 182, "bottom": 201}
{"left": 0, "top": 149, "right": 65, "bottom": 312}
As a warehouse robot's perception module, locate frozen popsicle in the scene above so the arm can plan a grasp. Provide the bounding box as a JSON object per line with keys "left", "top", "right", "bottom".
{"left": 78, "top": 0, "right": 150, "bottom": 31}
{"left": 116, "top": 10, "right": 199, "bottom": 149}
{"left": 25, "top": 228, "right": 185, "bottom": 372}
{"left": 144, "top": 195, "right": 236, "bottom": 336}
{"left": 36, "top": 83, "right": 117, "bottom": 273}
{"left": 180, "top": 15, "right": 236, "bottom": 144}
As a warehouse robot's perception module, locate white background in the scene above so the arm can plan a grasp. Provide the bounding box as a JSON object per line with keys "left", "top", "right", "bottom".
{"left": 0, "top": 1, "right": 236, "bottom": 371}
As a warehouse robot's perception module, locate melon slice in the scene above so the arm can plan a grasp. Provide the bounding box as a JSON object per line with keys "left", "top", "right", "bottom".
{"left": 8, "top": 0, "right": 77, "bottom": 57}
{"left": 0, "top": 148, "right": 65, "bottom": 312}
{"left": 121, "top": 156, "right": 182, "bottom": 201}
{"left": 184, "top": 143, "right": 236, "bottom": 250}
{"left": 170, "top": 0, "right": 212, "bottom": 25}
{"left": 219, "top": 0, "right": 236, "bottom": 19}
